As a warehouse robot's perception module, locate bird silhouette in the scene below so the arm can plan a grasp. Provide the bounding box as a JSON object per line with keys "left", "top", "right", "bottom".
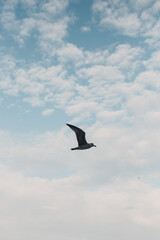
{"left": 66, "top": 123, "right": 96, "bottom": 150}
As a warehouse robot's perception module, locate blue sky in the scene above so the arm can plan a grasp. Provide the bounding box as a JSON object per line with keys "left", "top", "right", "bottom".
{"left": 1, "top": 0, "right": 160, "bottom": 239}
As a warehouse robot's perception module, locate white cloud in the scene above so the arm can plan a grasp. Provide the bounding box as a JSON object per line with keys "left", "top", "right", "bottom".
{"left": 66, "top": 101, "right": 99, "bottom": 116}
{"left": 92, "top": 0, "right": 160, "bottom": 42}
{"left": 0, "top": 43, "right": 140, "bottom": 113}
{"left": 78, "top": 65, "right": 125, "bottom": 83}
{"left": 126, "top": 90, "right": 160, "bottom": 116}
{"left": 0, "top": 157, "right": 160, "bottom": 239}
{"left": 81, "top": 26, "right": 91, "bottom": 32}
{"left": 0, "top": 0, "right": 72, "bottom": 48}
{"left": 23, "top": 96, "right": 45, "bottom": 107}
{"left": 92, "top": 0, "right": 141, "bottom": 36}
{"left": 56, "top": 44, "right": 109, "bottom": 66}
{"left": 1, "top": 1, "right": 160, "bottom": 239}
{"left": 107, "top": 44, "right": 142, "bottom": 69}
{"left": 57, "top": 43, "right": 84, "bottom": 65}
{"left": 19, "top": 17, "right": 36, "bottom": 37}
{"left": 42, "top": 0, "right": 69, "bottom": 16}
{"left": 135, "top": 70, "right": 160, "bottom": 90}
{"left": 97, "top": 109, "right": 125, "bottom": 122}
{"left": 145, "top": 111, "right": 160, "bottom": 128}
{"left": 38, "top": 17, "right": 70, "bottom": 43}
{"left": 1, "top": 87, "right": 160, "bottom": 238}
{"left": 0, "top": 55, "right": 75, "bottom": 107}
{"left": 143, "top": 50, "right": 160, "bottom": 70}
{"left": 133, "top": 0, "right": 154, "bottom": 10}
{"left": 42, "top": 108, "right": 54, "bottom": 116}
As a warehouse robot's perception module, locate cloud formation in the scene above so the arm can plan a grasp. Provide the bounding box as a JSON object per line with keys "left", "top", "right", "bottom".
{"left": 92, "top": 0, "right": 160, "bottom": 45}
{"left": 0, "top": 0, "right": 160, "bottom": 239}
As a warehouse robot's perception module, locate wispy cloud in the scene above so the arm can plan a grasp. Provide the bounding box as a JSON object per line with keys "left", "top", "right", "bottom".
{"left": 42, "top": 108, "right": 54, "bottom": 116}
{"left": 81, "top": 26, "right": 91, "bottom": 32}
{"left": 0, "top": 0, "right": 73, "bottom": 47}
{"left": 1, "top": 1, "right": 160, "bottom": 239}
{"left": 92, "top": 0, "right": 140, "bottom": 36}
{"left": 92, "top": 0, "right": 160, "bottom": 44}
{"left": 1, "top": 162, "right": 160, "bottom": 239}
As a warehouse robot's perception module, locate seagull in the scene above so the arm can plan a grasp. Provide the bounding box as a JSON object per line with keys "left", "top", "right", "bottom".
{"left": 66, "top": 123, "right": 96, "bottom": 150}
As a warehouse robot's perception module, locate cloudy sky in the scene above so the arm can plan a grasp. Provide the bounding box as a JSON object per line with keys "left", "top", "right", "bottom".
{"left": 0, "top": 0, "right": 160, "bottom": 239}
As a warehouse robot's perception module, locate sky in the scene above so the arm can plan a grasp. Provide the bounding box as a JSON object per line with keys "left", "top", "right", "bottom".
{"left": 0, "top": 0, "right": 160, "bottom": 239}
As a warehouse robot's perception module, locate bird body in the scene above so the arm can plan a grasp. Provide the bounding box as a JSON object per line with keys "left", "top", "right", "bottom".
{"left": 71, "top": 143, "right": 95, "bottom": 150}
{"left": 66, "top": 123, "right": 96, "bottom": 150}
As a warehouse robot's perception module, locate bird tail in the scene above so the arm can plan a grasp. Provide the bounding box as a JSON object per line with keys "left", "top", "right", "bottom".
{"left": 71, "top": 147, "right": 78, "bottom": 150}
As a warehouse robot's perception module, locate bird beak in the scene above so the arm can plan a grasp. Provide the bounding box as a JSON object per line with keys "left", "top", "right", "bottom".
{"left": 93, "top": 144, "right": 96, "bottom": 147}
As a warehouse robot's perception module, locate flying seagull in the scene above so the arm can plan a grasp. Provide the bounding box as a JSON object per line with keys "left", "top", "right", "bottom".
{"left": 66, "top": 123, "right": 96, "bottom": 150}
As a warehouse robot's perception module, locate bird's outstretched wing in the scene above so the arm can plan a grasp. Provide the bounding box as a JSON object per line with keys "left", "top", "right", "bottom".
{"left": 66, "top": 123, "right": 87, "bottom": 146}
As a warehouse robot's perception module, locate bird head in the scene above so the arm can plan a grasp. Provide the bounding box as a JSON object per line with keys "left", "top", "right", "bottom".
{"left": 90, "top": 143, "right": 96, "bottom": 147}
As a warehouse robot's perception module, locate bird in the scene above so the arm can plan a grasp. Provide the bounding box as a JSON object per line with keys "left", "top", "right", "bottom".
{"left": 66, "top": 123, "right": 96, "bottom": 150}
